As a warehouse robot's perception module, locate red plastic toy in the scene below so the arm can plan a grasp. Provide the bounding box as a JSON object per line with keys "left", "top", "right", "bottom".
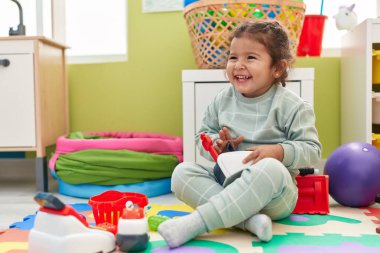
{"left": 292, "top": 175, "right": 330, "bottom": 214}
{"left": 89, "top": 190, "right": 148, "bottom": 226}
{"left": 372, "top": 194, "right": 380, "bottom": 234}
{"left": 200, "top": 133, "right": 219, "bottom": 162}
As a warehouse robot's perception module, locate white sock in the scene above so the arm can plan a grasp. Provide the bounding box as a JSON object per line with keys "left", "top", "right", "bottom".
{"left": 158, "top": 210, "right": 207, "bottom": 248}
{"left": 236, "top": 214, "right": 272, "bottom": 242}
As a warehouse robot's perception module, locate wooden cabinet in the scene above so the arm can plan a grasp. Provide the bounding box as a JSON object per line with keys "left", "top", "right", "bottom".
{"left": 0, "top": 36, "right": 69, "bottom": 191}
{"left": 182, "top": 69, "right": 314, "bottom": 168}
{"left": 341, "top": 19, "right": 380, "bottom": 144}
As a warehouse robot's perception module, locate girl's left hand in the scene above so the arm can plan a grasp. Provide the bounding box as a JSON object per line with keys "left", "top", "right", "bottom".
{"left": 242, "top": 144, "right": 284, "bottom": 164}
{"left": 214, "top": 127, "right": 244, "bottom": 154}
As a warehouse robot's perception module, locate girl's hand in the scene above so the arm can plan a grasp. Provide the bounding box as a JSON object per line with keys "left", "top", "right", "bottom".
{"left": 243, "top": 144, "right": 284, "bottom": 164}
{"left": 214, "top": 127, "right": 244, "bottom": 154}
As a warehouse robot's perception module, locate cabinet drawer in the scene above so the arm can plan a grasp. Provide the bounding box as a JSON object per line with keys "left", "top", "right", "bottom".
{"left": 0, "top": 40, "right": 34, "bottom": 54}
{"left": 0, "top": 54, "right": 36, "bottom": 147}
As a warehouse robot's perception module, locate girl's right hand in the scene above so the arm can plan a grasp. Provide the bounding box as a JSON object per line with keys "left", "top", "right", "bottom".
{"left": 214, "top": 127, "right": 244, "bottom": 154}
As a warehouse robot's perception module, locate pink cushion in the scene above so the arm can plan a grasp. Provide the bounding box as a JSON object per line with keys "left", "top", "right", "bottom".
{"left": 49, "top": 131, "right": 183, "bottom": 171}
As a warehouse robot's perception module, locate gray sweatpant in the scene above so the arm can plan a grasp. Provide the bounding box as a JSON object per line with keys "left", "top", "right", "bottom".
{"left": 171, "top": 158, "right": 298, "bottom": 231}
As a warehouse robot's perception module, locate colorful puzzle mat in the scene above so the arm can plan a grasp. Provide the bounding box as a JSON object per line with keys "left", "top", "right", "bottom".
{"left": 1, "top": 202, "right": 380, "bottom": 253}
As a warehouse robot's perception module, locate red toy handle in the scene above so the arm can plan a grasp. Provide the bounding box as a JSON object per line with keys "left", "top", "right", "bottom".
{"left": 200, "top": 133, "right": 219, "bottom": 162}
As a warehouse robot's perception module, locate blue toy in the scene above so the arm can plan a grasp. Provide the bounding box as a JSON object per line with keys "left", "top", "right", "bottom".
{"left": 324, "top": 142, "right": 380, "bottom": 207}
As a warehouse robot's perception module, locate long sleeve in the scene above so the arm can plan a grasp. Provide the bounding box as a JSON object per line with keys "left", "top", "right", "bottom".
{"left": 195, "top": 92, "right": 224, "bottom": 162}
{"left": 279, "top": 102, "right": 322, "bottom": 169}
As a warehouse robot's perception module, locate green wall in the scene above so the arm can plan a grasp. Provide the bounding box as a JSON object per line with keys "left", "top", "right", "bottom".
{"left": 68, "top": 0, "right": 340, "bottom": 159}
{"left": 296, "top": 58, "right": 340, "bottom": 158}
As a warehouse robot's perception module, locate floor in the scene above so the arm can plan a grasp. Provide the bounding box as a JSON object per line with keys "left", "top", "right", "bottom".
{"left": 0, "top": 158, "right": 182, "bottom": 230}
{"left": 2, "top": 159, "right": 380, "bottom": 253}
{"left": 0, "top": 158, "right": 328, "bottom": 230}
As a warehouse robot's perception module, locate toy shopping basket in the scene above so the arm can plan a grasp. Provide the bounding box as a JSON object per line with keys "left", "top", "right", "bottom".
{"left": 184, "top": 0, "right": 306, "bottom": 68}
{"left": 89, "top": 190, "right": 148, "bottom": 225}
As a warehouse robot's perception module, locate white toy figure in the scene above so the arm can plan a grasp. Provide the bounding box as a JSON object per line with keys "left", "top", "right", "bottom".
{"left": 28, "top": 192, "right": 116, "bottom": 253}
{"left": 116, "top": 201, "right": 149, "bottom": 252}
{"left": 333, "top": 4, "right": 358, "bottom": 31}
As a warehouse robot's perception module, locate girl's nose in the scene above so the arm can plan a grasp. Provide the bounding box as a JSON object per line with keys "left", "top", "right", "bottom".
{"left": 235, "top": 60, "right": 246, "bottom": 69}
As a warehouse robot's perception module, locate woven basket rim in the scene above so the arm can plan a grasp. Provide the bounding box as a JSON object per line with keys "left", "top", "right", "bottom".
{"left": 184, "top": 0, "right": 306, "bottom": 15}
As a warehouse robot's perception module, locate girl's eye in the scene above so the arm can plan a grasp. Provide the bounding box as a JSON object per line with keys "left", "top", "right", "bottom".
{"left": 228, "top": 56, "right": 237, "bottom": 61}
{"left": 248, "top": 55, "right": 257, "bottom": 60}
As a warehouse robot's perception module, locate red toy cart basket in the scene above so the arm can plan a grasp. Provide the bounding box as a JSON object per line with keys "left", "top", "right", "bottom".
{"left": 89, "top": 190, "right": 148, "bottom": 226}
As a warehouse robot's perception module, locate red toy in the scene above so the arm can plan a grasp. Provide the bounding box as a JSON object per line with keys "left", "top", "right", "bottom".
{"left": 200, "top": 133, "right": 219, "bottom": 161}
{"left": 89, "top": 190, "right": 148, "bottom": 226}
{"left": 292, "top": 175, "right": 330, "bottom": 214}
{"left": 374, "top": 194, "right": 380, "bottom": 234}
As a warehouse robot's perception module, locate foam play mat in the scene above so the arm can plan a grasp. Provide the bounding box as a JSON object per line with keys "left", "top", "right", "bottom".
{"left": 1, "top": 202, "right": 380, "bottom": 252}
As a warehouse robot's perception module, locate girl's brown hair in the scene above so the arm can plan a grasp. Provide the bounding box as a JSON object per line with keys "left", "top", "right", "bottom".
{"left": 229, "top": 20, "right": 294, "bottom": 87}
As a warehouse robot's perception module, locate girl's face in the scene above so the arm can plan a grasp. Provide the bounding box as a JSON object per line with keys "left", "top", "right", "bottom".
{"left": 226, "top": 36, "right": 280, "bottom": 98}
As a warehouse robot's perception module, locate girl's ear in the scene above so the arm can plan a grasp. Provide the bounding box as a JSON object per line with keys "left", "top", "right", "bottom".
{"left": 273, "top": 60, "right": 288, "bottom": 78}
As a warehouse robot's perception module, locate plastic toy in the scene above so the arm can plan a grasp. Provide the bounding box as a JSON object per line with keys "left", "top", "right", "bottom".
{"left": 28, "top": 192, "right": 115, "bottom": 253}
{"left": 333, "top": 4, "right": 358, "bottom": 31}
{"left": 200, "top": 133, "right": 219, "bottom": 162}
{"left": 116, "top": 201, "right": 149, "bottom": 252}
{"left": 89, "top": 190, "right": 148, "bottom": 226}
{"left": 324, "top": 142, "right": 380, "bottom": 207}
{"left": 200, "top": 133, "right": 250, "bottom": 185}
{"left": 292, "top": 175, "right": 329, "bottom": 214}
{"left": 148, "top": 215, "right": 170, "bottom": 231}
{"left": 376, "top": 194, "right": 380, "bottom": 234}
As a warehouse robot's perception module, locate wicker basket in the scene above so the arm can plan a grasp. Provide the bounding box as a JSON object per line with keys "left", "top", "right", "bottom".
{"left": 184, "top": 0, "right": 306, "bottom": 69}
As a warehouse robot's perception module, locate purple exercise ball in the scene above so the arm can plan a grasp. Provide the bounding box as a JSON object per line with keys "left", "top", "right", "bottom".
{"left": 324, "top": 142, "right": 380, "bottom": 207}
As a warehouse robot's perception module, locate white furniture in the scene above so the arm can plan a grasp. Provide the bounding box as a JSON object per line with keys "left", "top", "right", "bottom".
{"left": 341, "top": 19, "right": 380, "bottom": 144}
{"left": 182, "top": 68, "right": 315, "bottom": 167}
{"left": 0, "top": 36, "right": 69, "bottom": 191}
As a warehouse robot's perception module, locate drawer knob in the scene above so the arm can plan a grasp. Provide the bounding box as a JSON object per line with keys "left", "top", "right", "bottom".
{"left": 0, "top": 59, "right": 10, "bottom": 67}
